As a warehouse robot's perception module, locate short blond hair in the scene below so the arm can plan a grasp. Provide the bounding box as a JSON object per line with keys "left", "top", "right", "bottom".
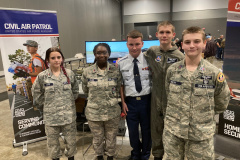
{"left": 127, "top": 30, "right": 143, "bottom": 41}
{"left": 182, "top": 26, "right": 205, "bottom": 41}
{"left": 157, "top": 21, "right": 175, "bottom": 32}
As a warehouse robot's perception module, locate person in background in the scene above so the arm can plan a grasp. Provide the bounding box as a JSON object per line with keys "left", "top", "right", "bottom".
{"left": 144, "top": 21, "right": 184, "bottom": 160}
{"left": 173, "top": 38, "right": 179, "bottom": 44}
{"left": 32, "top": 47, "right": 79, "bottom": 160}
{"left": 221, "top": 38, "right": 226, "bottom": 60}
{"left": 175, "top": 38, "right": 184, "bottom": 54}
{"left": 163, "top": 26, "right": 230, "bottom": 159}
{"left": 203, "top": 35, "right": 217, "bottom": 64}
{"left": 23, "top": 40, "right": 46, "bottom": 84}
{"left": 82, "top": 43, "right": 122, "bottom": 160}
{"left": 215, "top": 35, "right": 224, "bottom": 60}
{"left": 12, "top": 83, "right": 17, "bottom": 94}
{"left": 118, "top": 30, "right": 152, "bottom": 160}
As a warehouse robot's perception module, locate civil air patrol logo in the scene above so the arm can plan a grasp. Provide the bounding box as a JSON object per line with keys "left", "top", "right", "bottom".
{"left": 217, "top": 72, "right": 225, "bottom": 82}
{"left": 155, "top": 56, "right": 161, "bottom": 62}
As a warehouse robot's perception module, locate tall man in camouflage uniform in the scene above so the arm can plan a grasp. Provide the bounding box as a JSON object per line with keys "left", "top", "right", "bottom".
{"left": 144, "top": 21, "right": 184, "bottom": 160}
{"left": 163, "top": 26, "right": 230, "bottom": 159}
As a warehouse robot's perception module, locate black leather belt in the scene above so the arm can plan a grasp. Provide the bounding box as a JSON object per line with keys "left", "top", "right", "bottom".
{"left": 126, "top": 94, "right": 151, "bottom": 101}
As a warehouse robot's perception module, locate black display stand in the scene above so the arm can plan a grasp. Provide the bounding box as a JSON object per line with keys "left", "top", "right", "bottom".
{"left": 215, "top": 97, "right": 240, "bottom": 159}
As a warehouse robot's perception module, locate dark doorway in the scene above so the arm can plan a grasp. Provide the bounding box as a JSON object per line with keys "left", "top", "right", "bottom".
{"left": 134, "top": 22, "right": 158, "bottom": 40}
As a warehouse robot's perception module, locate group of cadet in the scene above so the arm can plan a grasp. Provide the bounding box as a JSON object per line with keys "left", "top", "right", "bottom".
{"left": 81, "top": 21, "right": 230, "bottom": 160}
{"left": 31, "top": 20, "right": 230, "bottom": 160}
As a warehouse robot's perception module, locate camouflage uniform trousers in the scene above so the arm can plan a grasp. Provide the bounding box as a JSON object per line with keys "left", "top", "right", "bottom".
{"left": 151, "top": 93, "right": 164, "bottom": 158}
{"left": 163, "top": 129, "right": 214, "bottom": 160}
{"left": 45, "top": 121, "right": 77, "bottom": 159}
{"left": 88, "top": 116, "right": 120, "bottom": 157}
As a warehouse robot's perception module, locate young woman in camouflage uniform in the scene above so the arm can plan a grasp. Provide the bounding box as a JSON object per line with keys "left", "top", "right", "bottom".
{"left": 82, "top": 43, "right": 122, "bottom": 160}
{"left": 32, "top": 47, "right": 79, "bottom": 160}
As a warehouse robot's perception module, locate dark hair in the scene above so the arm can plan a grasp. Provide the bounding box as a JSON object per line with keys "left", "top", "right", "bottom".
{"left": 45, "top": 47, "right": 70, "bottom": 84}
{"left": 93, "top": 43, "right": 111, "bottom": 56}
{"left": 93, "top": 43, "right": 111, "bottom": 63}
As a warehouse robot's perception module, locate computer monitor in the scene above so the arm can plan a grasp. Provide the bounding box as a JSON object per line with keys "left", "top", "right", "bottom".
{"left": 85, "top": 40, "right": 160, "bottom": 64}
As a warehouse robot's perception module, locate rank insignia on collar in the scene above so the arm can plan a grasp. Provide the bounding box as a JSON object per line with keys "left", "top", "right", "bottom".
{"left": 155, "top": 56, "right": 161, "bottom": 62}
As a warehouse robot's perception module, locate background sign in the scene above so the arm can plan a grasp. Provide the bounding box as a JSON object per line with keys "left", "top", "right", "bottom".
{"left": 219, "top": 89, "right": 240, "bottom": 140}
{"left": 0, "top": 8, "right": 59, "bottom": 145}
{"left": 219, "top": 0, "right": 240, "bottom": 140}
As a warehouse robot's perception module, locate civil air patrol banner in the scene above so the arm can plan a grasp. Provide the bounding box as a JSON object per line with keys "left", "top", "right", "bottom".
{"left": 0, "top": 8, "right": 59, "bottom": 146}
{"left": 218, "top": 0, "right": 240, "bottom": 141}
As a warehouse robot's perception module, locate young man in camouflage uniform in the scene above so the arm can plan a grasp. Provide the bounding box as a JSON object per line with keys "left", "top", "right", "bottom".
{"left": 163, "top": 26, "right": 230, "bottom": 159}
{"left": 144, "top": 21, "right": 184, "bottom": 160}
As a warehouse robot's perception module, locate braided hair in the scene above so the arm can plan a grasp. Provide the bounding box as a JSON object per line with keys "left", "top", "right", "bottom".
{"left": 45, "top": 47, "right": 70, "bottom": 84}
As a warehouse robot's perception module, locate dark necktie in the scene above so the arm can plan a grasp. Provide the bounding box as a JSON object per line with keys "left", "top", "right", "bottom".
{"left": 133, "top": 58, "right": 142, "bottom": 93}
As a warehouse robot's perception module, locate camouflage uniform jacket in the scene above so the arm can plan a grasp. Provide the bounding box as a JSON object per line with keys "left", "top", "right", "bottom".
{"left": 82, "top": 63, "right": 121, "bottom": 121}
{"left": 32, "top": 68, "right": 79, "bottom": 126}
{"left": 165, "top": 59, "right": 230, "bottom": 141}
{"left": 144, "top": 46, "right": 184, "bottom": 114}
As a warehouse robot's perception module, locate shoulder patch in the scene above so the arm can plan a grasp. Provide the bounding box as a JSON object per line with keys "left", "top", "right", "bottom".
{"left": 217, "top": 72, "right": 225, "bottom": 82}
{"left": 118, "top": 56, "right": 128, "bottom": 63}
{"left": 155, "top": 55, "right": 161, "bottom": 62}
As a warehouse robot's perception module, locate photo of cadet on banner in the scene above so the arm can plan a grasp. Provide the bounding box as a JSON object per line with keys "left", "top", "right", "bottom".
{"left": 0, "top": 8, "right": 59, "bottom": 147}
